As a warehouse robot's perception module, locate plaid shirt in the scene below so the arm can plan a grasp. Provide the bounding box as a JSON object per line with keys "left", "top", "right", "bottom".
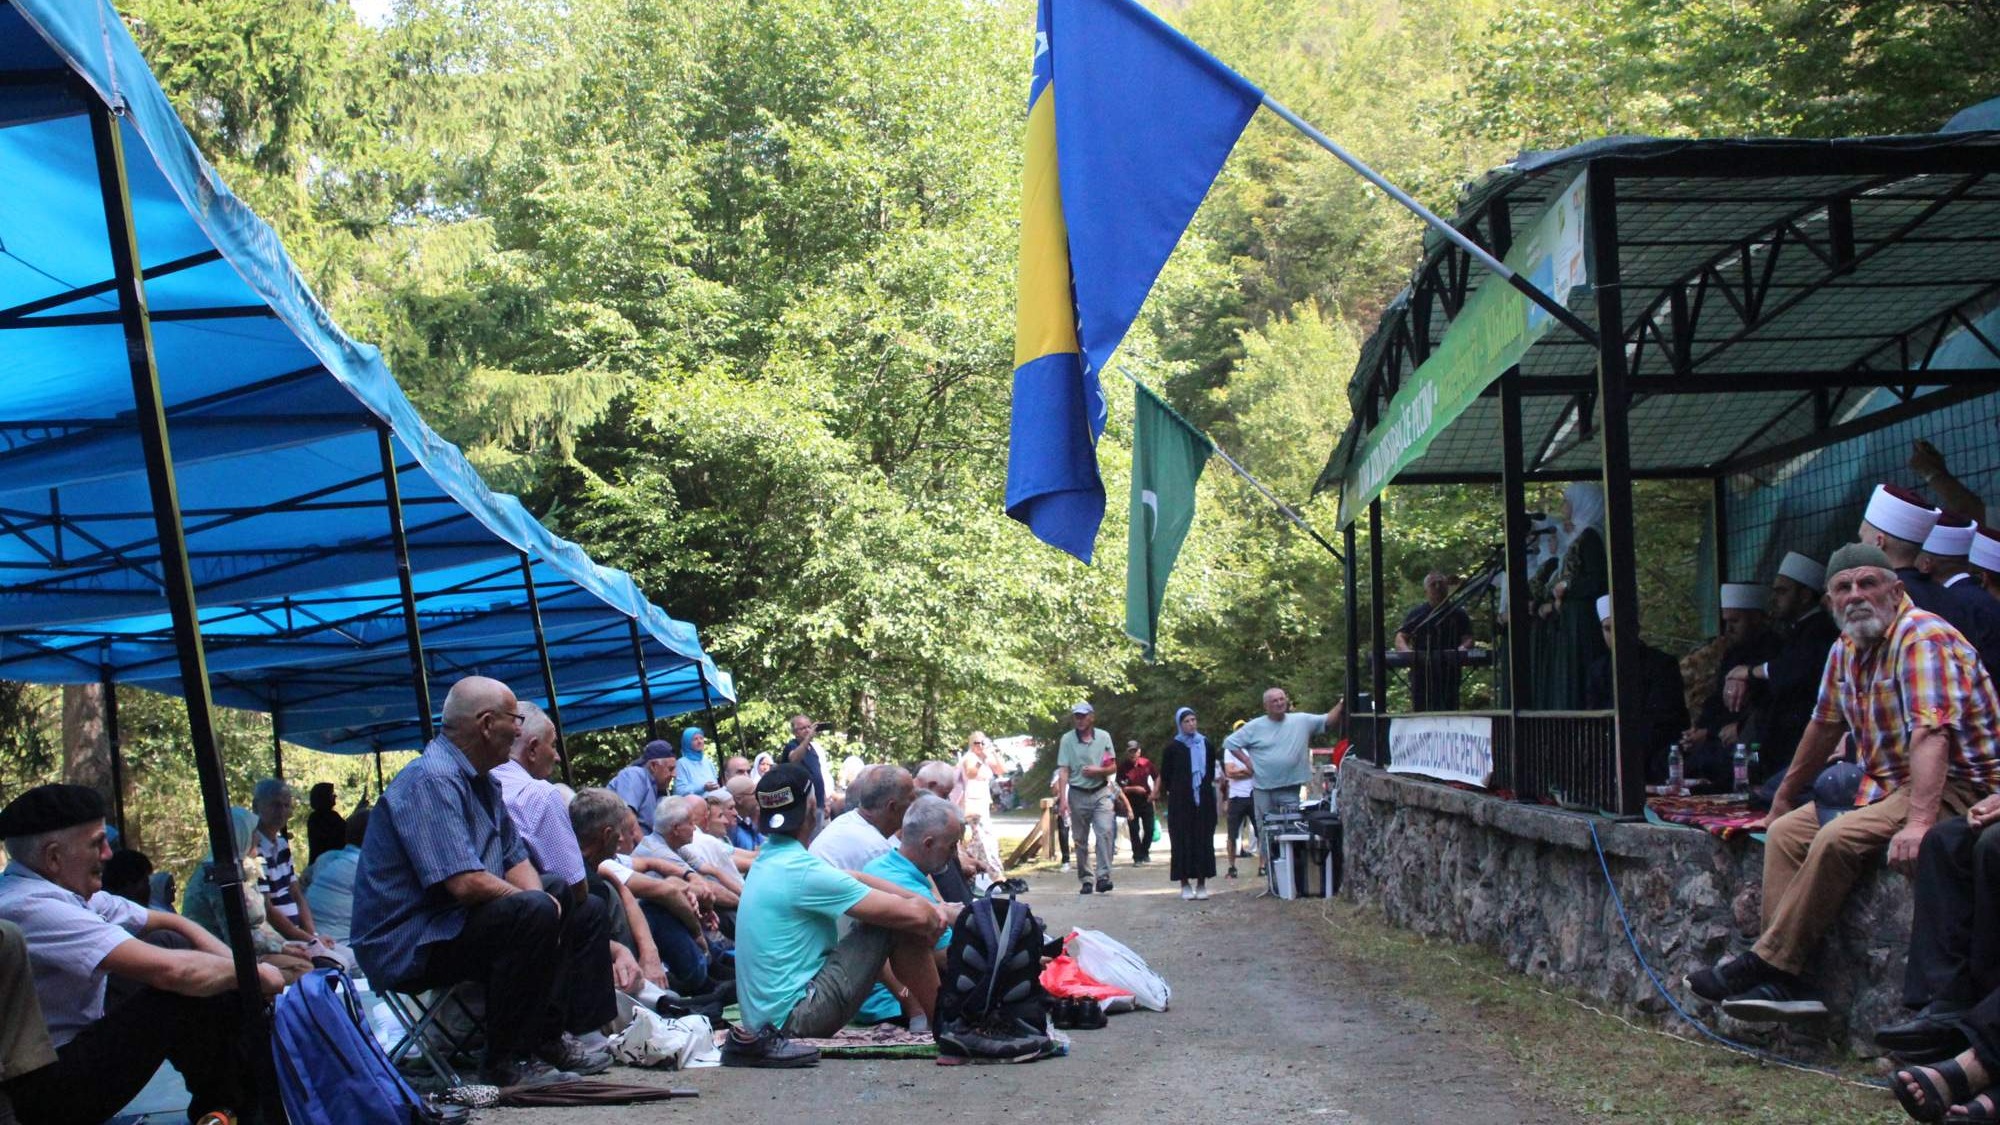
{"left": 1813, "top": 595, "right": 2000, "bottom": 804}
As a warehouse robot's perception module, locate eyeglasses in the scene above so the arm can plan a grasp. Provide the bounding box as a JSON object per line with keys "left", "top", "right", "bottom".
{"left": 479, "top": 707, "right": 525, "bottom": 724}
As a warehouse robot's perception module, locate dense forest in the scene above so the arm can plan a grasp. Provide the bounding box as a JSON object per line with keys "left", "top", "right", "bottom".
{"left": 2, "top": 0, "right": 1993, "bottom": 873}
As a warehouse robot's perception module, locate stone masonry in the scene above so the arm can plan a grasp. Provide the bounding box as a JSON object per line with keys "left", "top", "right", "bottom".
{"left": 1337, "top": 759, "right": 1914, "bottom": 1057}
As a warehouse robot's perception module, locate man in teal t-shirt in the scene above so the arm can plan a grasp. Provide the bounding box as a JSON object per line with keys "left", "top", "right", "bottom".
{"left": 1222, "top": 687, "right": 1343, "bottom": 862}
{"left": 723, "top": 765, "right": 954, "bottom": 1069}
{"left": 854, "top": 794, "right": 965, "bottom": 1025}
{"left": 1055, "top": 701, "right": 1119, "bottom": 894}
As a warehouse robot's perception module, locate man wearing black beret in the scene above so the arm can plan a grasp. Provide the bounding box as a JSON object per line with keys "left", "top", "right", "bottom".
{"left": 0, "top": 783, "right": 284, "bottom": 1124}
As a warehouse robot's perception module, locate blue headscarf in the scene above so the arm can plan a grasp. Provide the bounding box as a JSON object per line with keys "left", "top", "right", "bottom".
{"left": 679, "top": 726, "right": 707, "bottom": 760}
{"left": 1174, "top": 707, "right": 1207, "bottom": 806}
{"left": 672, "top": 727, "right": 717, "bottom": 796}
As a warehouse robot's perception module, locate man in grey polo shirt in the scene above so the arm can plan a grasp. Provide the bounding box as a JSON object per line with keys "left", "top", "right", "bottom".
{"left": 1055, "top": 701, "right": 1119, "bottom": 895}
{"left": 1224, "top": 687, "right": 1342, "bottom": 862}
{"left": 0, "top": 784, "right": 283, "bottom": 1124}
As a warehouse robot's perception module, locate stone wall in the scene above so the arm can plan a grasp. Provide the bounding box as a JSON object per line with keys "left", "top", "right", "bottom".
{"left": 1336, "top": 759, "right": 1913, "bottom": 1057}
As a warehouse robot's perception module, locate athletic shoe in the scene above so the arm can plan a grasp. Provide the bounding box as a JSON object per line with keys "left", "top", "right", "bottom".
{"left": 1078, "top": 881, "right": 1093, "bottom": 895}
{"left": 1722, "top": 980, "right": 1828, "bottom": 1023}
{"left": 1060, "top": 862, "right": 1073, "bottom": 873}
{"left": 1095, "top": 876, "right": 1113, "bottom": 893}
{"left": 1193, "top": 885, "right": 1209, "bottom": 900}
{"left": 478, "top": 1057, "right": 579, "bottom": 1089}
{"left": 1685, "top": 952, "right": 1779, "bottom": 1004}
{"left": 720, "top": 1026, "right": 820, "bottom": 1069}
{"left": 535, "top": 1033, "right": 612, "bottom": 1076}
{"left": 1179, "top": 884, "right": 1194, "bottom": 900}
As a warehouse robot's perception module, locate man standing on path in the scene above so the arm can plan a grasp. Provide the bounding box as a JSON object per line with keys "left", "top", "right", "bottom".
{"left": 1224, "top": 688, "right": 1341, "bottom": 862}
{"left": 1054, "top": 702, "right": 1119, "bottom": 895}
{"left": 1118, "top": 740, "right": 1157, "bottom": 866}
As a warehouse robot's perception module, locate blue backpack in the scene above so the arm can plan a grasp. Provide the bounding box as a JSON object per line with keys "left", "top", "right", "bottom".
{"left": 272, "top": 969, "right": 437, "bottom": 1125}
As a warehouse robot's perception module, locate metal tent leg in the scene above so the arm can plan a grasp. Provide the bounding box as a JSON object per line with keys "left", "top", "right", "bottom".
{"left": 102, "top": 674, "right": 126, "bottom": 841}
{"left": 377, "top": 427, "right": 433, "bottom": 746}
{"left": 520, "top": 551, "right": 572, "bottom": 785}
{"left": 629, "top": 617, "right": 658, "bottom": 741}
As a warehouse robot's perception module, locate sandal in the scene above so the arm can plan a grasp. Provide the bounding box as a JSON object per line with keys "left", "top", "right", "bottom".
{"left": 1898, "top": 1059, "right": 1977, "bottom": 1123}
{"left": 1950, "top": 1090, "right": 2000, "bottom": 1122}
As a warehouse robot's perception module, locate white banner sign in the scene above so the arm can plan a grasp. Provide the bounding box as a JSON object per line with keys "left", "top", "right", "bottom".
{"left": 1388, "top": 715, "right": 1494, "bottom": 788}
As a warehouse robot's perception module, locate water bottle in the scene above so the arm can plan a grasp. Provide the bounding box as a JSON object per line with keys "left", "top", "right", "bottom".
{"left": 1667, "top": 742, "right": 1684, "bottom": 791}
{"left": 1732, "top": 743, "right": 1750, "bottom": 795}
{"left": 1748, "top": 743, "right": 1762, "bottom": 784}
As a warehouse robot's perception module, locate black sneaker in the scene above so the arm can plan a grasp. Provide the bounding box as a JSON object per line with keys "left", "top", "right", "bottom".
{"left": 1095, "top": 876, "right": 1113, "bottom": 893}
{"left": 720, "top": 1025, "right": 820, "bottom": 1069}
{"left": 478, "top": 1056, "right": 580, "bottom": 1089}
{"left": 1685, "top": 953, "right": 1778, "bottom": 1003}
{"left": 1078, "top": 881, "right": 1093, "bottom": 895}
{"left": 534, "top": 1033, "right": 612, "bottom": 1076}
{"left": 1077, "top": 998, "right": 1108, "bottom": 1029}
{"left": 1722, "top": 979, "right": 1828, "bottom": 1023}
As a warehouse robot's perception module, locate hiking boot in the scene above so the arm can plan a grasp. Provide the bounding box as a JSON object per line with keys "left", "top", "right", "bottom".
{"left": 1722, "top": 979, "right": 1829, "bottom": 1023}
{"left": 721, "top": 1025, "right": 820, "bottom": 1069}
{"left": 1095, "top": 876, "right": 1113, "bottom": 893}
{"left": 478, "top": 1056, "right": 579, "bottom": 1089}
{"left": 535, "top": 1033, "right": 613, "bottom": 1076}
{"left": 1078, "top": 881, "right": 1093, "bottom": 895}
{"left": 1685, "top": 952, "right": 1779, "bottom": 1003}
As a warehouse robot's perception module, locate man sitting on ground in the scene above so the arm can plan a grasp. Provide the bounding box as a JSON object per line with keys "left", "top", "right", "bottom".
{"left": 915, "top": 761, "right": 978, "bottom": 902}
{"left": 0, "top": 784, "right": 284, "bottom": 1124}
{"left": 303, "top": 806, "right": 369, "bottom": 944}
{"left": 250, "top": 778, "right": 330, "bottom": 955}
{"left": 853, "top": 794, "right": 964, "bottom": 1028}
{"left": 722, "top": 764, "right": 952, "bottom": 1068}
{"left": 1686, "top": 545, "right": 2000, "bottom": 1022}
{"left": 569, "top": 788, "right": 728, "bottom": 1005}
{"left": 809, "top": 764, "right": 916, "bottom": 872}
{"left": 100, "top": 850, "right": 152, "bottom": 908}
{"left": 608, "top": 740, "right": 680, "bottom": 835}
{"left": 724, "top": 755, "right": 754, "bottom": 782}
{"left": 1, "top": 918, "right": 55, "bottom": 1125}
{"left": 644, "top": 796, "right": 748, "bottom": 895}
{"left": 726, "top": 776, "right": 766, "bottom": 850}
{"left": 351, "top": 676, "right": 613, "bottom": 1087}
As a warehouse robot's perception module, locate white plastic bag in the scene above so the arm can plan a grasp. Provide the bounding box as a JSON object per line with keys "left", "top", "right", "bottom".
{"left": 609, "top": 1008, "right": 718, "bottom": 1069}
{"left": 1067, "top": 928, "right": 1170, "bottom": 1011}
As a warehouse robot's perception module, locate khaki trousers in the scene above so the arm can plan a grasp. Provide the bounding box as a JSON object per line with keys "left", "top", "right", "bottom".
{"left": 1754, "top": 780, "right": 1981, "bottom": 974}
{"left": 0, "top": 920, "right": 54, "bottom": 1082}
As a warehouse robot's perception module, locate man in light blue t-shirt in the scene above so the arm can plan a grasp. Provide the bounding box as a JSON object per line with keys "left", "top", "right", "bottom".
{"left": 854, "top": 794, "right": 963, "bottom": 1025}
{"left": 1223, "top": 687, "right": 1343, "bottom": 863}
{"left": 723, "top": 765, "right": 953, "bottom": 1069}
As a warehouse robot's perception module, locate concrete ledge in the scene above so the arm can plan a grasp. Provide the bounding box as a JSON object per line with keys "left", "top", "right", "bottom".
{"left": 1339, "top": 760, "right": 1912, "bottom": 1057}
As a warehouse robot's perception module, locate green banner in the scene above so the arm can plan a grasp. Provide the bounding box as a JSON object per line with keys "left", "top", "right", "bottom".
{"left": 1337, "top": 171, "right": 1589, "bottom": 527}
{"left": 1125, "top": 382, "right": 1213, "bottom": 662}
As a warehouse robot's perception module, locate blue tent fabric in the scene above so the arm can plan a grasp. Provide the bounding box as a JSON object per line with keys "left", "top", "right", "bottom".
{"left": 0, "top": 0, "right": 731, "bottom": 750}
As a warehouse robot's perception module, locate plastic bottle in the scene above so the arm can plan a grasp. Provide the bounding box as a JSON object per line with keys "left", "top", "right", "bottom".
{"left": 1732, "top": 743, "right": 1750, "bottom": 795}
{"left": 1748, "top": 742, "right": 1762, "bottom": 784}
{"left": 1667, "top": 742, "right": 1685, "bottom": 791}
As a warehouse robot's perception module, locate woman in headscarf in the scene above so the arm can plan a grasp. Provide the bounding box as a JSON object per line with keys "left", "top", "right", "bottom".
{"left": 753, "top": 751, "right": 776, "bottom": 777}
{"left": 1529, "top": 481, "right": 1610, "bottom": 709}
{"left": 181, "top": 807, "right": 316, "bottom": 984}
{"left": 673, "top": 725, "right": 721, "bottom": 795}
{"left": 1158, "top": 707, "right": 1219, "bottom": 901}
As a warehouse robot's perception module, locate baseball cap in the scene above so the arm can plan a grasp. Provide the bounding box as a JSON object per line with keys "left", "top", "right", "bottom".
{"left": 639, "top": 739, "right": 675, "bottom": 763}
{"left": 756, "top": 763, "right": 814, "bottom": 834}
{"left": 1071, "top": 702, "right": 1094, "bottom": 715}
{"left": 1811, "top": 761, "right": 1865, "bottom": 826}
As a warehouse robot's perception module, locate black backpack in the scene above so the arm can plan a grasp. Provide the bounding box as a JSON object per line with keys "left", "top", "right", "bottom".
{"left": 935, "top": 886, "right": 1056, "bottom": 1062}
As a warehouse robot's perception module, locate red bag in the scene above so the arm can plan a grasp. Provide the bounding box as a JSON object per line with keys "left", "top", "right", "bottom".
{"left": 1039, "top": 953, "right": 1135, "bottom": 1002}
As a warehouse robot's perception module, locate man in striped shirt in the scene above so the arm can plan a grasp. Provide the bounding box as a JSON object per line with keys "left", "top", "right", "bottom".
{"left": 250, "top": 779, "right": 327, "bottom": 953}
{"left": 1687, "top": 543, "right": 2000, "bottom": 1022}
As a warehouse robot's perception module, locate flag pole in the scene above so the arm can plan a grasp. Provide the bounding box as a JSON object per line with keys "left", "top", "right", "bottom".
{"left": 1257, "top": 95, "right": 1600, "bottom": 350}
{"left": 1119, "top": 369, "right": 1344, "bottom": 563}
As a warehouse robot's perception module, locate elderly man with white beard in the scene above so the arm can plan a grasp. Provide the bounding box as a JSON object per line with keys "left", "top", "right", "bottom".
{"left": 1685, "top": 543, "right": 2000, "bottom": 1023}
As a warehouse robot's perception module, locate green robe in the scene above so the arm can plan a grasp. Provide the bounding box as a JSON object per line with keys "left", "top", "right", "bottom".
{"left": 1529, "top": 526, "right": 1608, "bottom": 710}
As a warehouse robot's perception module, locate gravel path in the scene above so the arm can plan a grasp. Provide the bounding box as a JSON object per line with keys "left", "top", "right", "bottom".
{"left": 500, "top": 857, "right": 1569, "bottom": 1125}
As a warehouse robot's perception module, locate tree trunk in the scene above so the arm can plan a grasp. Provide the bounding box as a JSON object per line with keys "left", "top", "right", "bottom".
{"left": 62, "top": 682, "right": 113, "bottom": 809}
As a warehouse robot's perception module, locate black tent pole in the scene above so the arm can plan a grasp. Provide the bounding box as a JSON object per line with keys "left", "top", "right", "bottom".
{"left": 519, "top": 551, "right": 572, "bottom": 785}
{"left": 377, "top": 426, "right": 433, "bottom": 749}
{"left": 270, "top": 705, "right": 284, "bottom": 779}
{"left": 629, "top": 617, "right": 658, "bottom": 741}
{"left": 88, "top": 98, "right": 265, "bottom": 1035}
{"left": 698, "top": 671, "right": 721, "bottom": 755}
{"left": 101, "top": 673, "right": 126, "bottom": 841}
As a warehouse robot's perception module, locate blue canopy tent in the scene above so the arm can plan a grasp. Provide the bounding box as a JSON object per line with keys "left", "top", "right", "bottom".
{"left": 0, "top": 0, "right": 736, "bottom": 1062}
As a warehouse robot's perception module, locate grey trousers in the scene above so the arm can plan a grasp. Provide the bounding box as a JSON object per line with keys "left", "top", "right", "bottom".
{"left": 1068, "top": 785, "right": 1116, "bottom": 883}
{"left": 1252, "top": 786, "right": 1302, "bottom": 861}
{"left": 0, "top": 920, "right": 53, "bottom": 1083}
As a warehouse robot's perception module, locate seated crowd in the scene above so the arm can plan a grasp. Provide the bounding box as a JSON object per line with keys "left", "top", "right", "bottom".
{"left": 0, "top": 677, "right": 1001, "bottom": 1121}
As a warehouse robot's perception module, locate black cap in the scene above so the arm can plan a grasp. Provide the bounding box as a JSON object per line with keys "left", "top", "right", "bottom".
{"left": 0, "top": 783, "right": 106, "bottom": 838}
{"left": 1812, "top": 761, "right": 1865, "bottom": 826}
{"left": 756, "top": 763, "right": 813, "bottom": 834}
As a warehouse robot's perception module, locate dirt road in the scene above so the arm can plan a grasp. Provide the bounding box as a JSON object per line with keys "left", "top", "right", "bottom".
{"left": 505, "top": 862, "right": 1569, "bottom": 1125}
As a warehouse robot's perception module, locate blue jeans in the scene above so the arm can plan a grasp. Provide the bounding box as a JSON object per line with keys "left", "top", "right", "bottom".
{"left": 639, "top": 900, "right": 713, "bottom": 994}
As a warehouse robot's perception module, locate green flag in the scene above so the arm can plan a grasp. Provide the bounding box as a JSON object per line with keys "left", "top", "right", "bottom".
{"left": 1125, "top": 382, "right": 1213, "bottom": 661}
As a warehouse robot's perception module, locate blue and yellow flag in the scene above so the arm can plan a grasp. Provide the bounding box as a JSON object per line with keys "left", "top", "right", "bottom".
{"left": 1004, "top": 0, "right": 1263, "bottom": 563}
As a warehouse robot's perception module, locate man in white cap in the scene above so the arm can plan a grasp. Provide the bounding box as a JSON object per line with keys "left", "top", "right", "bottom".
{"left": 1687, "top": 543, "right": 2000, "bottom": 1023}
{"left": 1683, "top": 582, "right": 1782, "bottom": 789}
{"left": 1971, "top": 527, "right": 2000, "bottom": 602}
{"left": 1585, "top": 595, "right": 1690, "bottom": 782}
{"left": 1860, "top": 484, "right": 2000, "bottom": 672}
{"left": 1724, "top": 552, "right": 1841, "bottom": 802}
{"left": 1053, "top": 702, "right": 1119, "bottom": 895}
{"left": 1922, "top": 514, "right": 1980, "bottom": 588}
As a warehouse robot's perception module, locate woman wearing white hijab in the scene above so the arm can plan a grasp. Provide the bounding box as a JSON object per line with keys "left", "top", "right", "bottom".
{"left": 1159, "top": 707, "right": 1219, "bottom": 901}
{"left": 1529, "top": 482, "right": 1611, "bottom": 709}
